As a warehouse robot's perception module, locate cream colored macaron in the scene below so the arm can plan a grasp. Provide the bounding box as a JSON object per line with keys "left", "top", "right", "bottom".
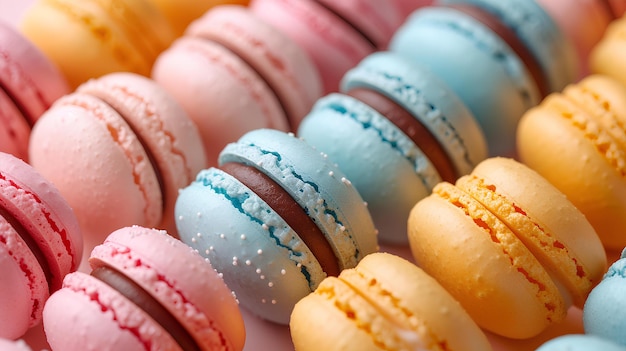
{"left": 290, "top": 252, "right": 492, "bottom": 351}
{"left": 407, "top": 157, "right": 606, "bottom": 339}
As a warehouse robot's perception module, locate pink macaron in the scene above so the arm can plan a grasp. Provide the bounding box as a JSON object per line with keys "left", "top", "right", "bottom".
{"left": 152, "top": 5, "right": 322, "bottom": 166}
{"left": 0, "top": 152, "right": 82, "bottom": 339}
{"left": 28, "top": 72, "right": 206, "bottom": 257}
{"left": 249, "top": 0, "right": 404, "bottom": 93}
{"left": 43, "top": 226, "right": 246, "bottom": 351}
{"left": 0, "top": 21, "right": 70, "bottom": 161}
{"left": 0, "top": 339, "right": 32, "bottom": 351}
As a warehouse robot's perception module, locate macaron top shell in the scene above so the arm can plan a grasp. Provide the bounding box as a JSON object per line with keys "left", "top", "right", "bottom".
{"left": 536, "top": 334, "right": 626, "bottom": 351}
{"left": 341, "top": 51, "right": 487, "bottom": 177}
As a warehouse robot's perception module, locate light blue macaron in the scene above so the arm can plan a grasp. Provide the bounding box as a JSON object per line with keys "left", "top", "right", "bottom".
{"left": 298, "top": 51, "right": 487, "bottom": 244}
{"left": 536, "top": 334, "right": 626, "bottom": 351}
{"left": 390, "top": 0, "right": 576, "bottom": 156}
{"left": 175, "top": 129, "right": 378, "bottom": 324}
{"left": 583, "top": 248, "right": 626, "bottom": 347}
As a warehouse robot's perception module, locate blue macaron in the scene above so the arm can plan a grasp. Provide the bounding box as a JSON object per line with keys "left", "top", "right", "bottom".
{"left": 298, "top": 51, "right": 487, "bottom": 244}
{"left": 175, "top": 129, "right": 378, "bottom": 324}
{"left": 390, "top": 0, "right": 577, "bottom": 156}
{"left": 536, "top": 334, "right": 626, "bottom": 351}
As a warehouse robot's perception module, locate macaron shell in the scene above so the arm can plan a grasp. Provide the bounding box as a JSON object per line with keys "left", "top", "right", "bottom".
{"left": 298, "top": 93, "right": 434, "bottom": 244}
{"left": 468, "top": 157, "right": 606, "bottom": 307}
{"left": 76, "top": 72, "right": 207, "bottom": 235}
{"left": 250, "top": 0, "right": 375, "bottom": 93}
{"left": 43, "top": 272, "right": 181, "bottom": 351}
{"left": 0, "top": 339, "right": 33, "bottom": 351}
{"left": 408, "top": 182, "right": 566, "bottom": 339}
{"left": 186, "top": 5, "right": 322, "bottom": 129}
{"left": 152, "top": 36, "right": 288, "bottom": 166}
{"left": 89, "top": 226, "right": 245, "bottom": 351}
{"left": 176, "top": 168, "right": 318, "bottom": 324}
{"left": 0, "top": 243, "right": 39, "bottom": 339}
{"left": 517, "top": 79, "right": 626, "bottom": 250}
{"left": 390, "top": 6, "right": 539, "bottom": 156}
{"left": 29, "top": 94, "right": 161, "bottom": 251}
{"left": 20, "top": 0, "right": 175, "bottom": 88}
{"left": 536, "top": 334, "right": 626, "bottom": 351}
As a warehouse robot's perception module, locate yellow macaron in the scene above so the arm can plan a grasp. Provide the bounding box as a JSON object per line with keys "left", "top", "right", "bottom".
{"left": 290, "top": 252, "right": 492, "bottom": 351}
{"left": 517, "top": 74, "right": 626, "bottom": 250}
{"left": 21, "top": 0, "right": 175, "bottom": 89}
{"left": 407, "top": 157, "right": 606, "bottom": 339}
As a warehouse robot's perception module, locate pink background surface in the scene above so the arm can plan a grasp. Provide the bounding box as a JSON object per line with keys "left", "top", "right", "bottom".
{"left": 0, "top": 1, "right": 616, "bottom": 350}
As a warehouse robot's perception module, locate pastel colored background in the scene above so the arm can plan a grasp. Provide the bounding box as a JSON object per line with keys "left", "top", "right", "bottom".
{"left": 1, "top": 1, "right": 617, "bottom": 350}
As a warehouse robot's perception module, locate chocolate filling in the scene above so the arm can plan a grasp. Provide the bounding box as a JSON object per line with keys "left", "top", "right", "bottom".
{"left": 220, "top": 162, "right": 340, "bottom": 277}
{"left": 96, "top": 97, "right": 166, "bottom": 212}
{"left": 0, "top": 203, "right": 53, "bottom": 292}
{"left": 91, "top": 266, "right": 201, "bottom": 351}
{"left": 312, "top": 0, "right": 378, "bottom": 49}
{"left": 347, "top": 88, "right": 458, "bottom": 183}
{"left": 446, "top": 3, "right": 549, "bottom": 98}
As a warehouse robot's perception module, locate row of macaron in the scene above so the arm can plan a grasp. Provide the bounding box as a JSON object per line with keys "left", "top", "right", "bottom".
{"left": 3, "top": 0, "right": 624, "bottom": 350}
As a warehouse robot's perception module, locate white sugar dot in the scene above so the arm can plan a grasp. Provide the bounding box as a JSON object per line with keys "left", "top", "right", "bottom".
{"left": 256, "top": 268, "right": 262, "bottom": 274}
{"left": 262, "top": 224, "right": 269, "bottom": 230}
{"left": 363, "top": 201, "right": 368, "bottom": 207}
{"left": 328, "top": 171, "right": 334, "bottom": 177}
{"left": 257, "top": 249, "right": 263, "bottom": 255}
{"left": 297, "top": 263, "right": 302, "bottom": 268}
{"left": 240, "top": 234, "right": 246, "bottom": 240}
{"left": 268, "top": 282, "right": 274, "bottom": 288}
{"left": 196, "top": 232, "right": 202, "bottom": 237}
{"left": 280, "top": 269, "right": 286, "bottom": 275}
{"left": 205, "top": 249, "right": 210, "bottom": 255}
{"left": 288, "top": 132, "right": 295, "bottom": 137}
{"left": 261, "top": 298, "right": 267, "bottom": 303}
{"left": 209, "top": 246, "right": 214, "bottom": 251}
{"left": 341, "top": 177, "right": 351, "bottom": 185}
{"left": 220, "top": 233, "right": 225, "bottom": 239}
{"left": 339, "top": 226, "right": 346, "bottom": 232}
{"left": 218, "top": 272, "right": 224, "bottom": 278}
{"left": 178, "top": 215, "right": 184, "bottom": 221}
{"left": 191, "top": 238, "right": 197, "bottom": 243}
{"left": 271, "top": 299, "right": 277, "bottom": 305}
{"left": 197, "top": 212, "right": 202, "bottom": 217}
{"left": 260, "top": 275, "right": 265, "bottom": 280}
{"left": 245, "top": 260, "right": 251, "bottom": 266}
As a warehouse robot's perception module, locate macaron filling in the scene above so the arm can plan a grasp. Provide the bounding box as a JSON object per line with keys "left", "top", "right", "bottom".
{"left": 220, "top": 161, "right": 340, "bottom": 277}
{"left": 90, "top": 265, "right": 201, "bottom": 351}
{"left": 311, "top": 0, "right": 377, "bottom": 49}
{"left": 444, "top": 3, "right": 549, "bottom": 98}
{"left": 346, "top": 87, "right": 457, "bottom": 183}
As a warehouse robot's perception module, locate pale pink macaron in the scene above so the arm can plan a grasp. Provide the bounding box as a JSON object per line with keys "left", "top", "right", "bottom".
{"left": 537, "top": 0, "right": 626, "bottom": 78}
{"left": 152, "top": 5, "right": 322, "bottom": 166}
{"left": 0, "top": 152, "right": 82, "bottom": 339}
{"left": 29, "top": 73, "right": 206, "bottom": 256}
{"left": 43, "top": 226, "right": 246, "bottom": 351}
{"left": 249, "top": 0, "right": 404, "bottom": 93}
{"left": 0, "top": 21, "right": 70, "bottom": 161}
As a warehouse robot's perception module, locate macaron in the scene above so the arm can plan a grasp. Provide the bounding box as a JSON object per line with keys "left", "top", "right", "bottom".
{"left": 536, "top": 334, "right": 626, "bottom": 351}
{"left": 175, "top": 129, "right": 378, "bottom": 324}
{"left": 517, "top": 74, "right": 626, "bottom": 250}
{"left": 249, "top": 0, "right": 404, "bottom": 93}
{"left": 537, "top": 0, "right": 625, "bottom": 78}
{"left": 42, "top": 225, "right": 246, "bottom": 351}
{"left": 407, "top": 157, "right": 607, "bottom": 339}
{"left": 0, "top": 339, "right": 33, "bottom": 351}
{"left": 390, "top": 0, "right": 577, "bottom": 156}
{"left": 29, "top": 72, "right": 206, "bottom": 255}
{"left": 0, "top": 21, "right": 70, "bottom": 161}
{"left": 20, "top": 0, "right": 176, "bottom": 89}
{"left": 590, "top": 11, "right": 626, "bottom": 87}
{"left": 152, "top": 5, "right": 322, "bottom": 166}
{"left": 583, "top": 248, "right": 626, "bottom": 347}
{"left": 0, "top": 152, "right": 82, "bottom": 339}
{"left": 290, "top": 252, "right": 493, "bottom": 351}
{"left": 145, "top": 0, "right": 250, "bottom": 36}
{"left": 298, "top": 51, "right": 487, "bottom": 244}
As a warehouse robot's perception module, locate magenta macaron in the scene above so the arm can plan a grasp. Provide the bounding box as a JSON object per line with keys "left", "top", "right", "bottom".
{"left": 0, "top": 151, "right": 82, "bottom": 339}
